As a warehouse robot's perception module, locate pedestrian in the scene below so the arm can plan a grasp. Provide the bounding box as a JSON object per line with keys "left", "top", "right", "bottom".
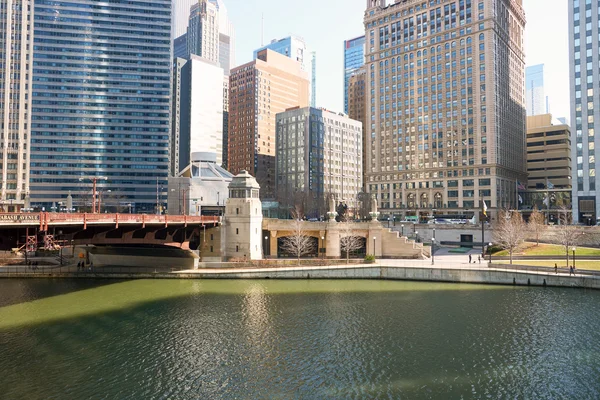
{"left": 478, "top": 255, "right": 481, "bottom": 264}
{"left": 569, "top": 266, "right": 573, "bottom": 276}
{"left": 555, "top": 263, "right": 558, "bottom": 274}
{"left": 90, "top": 262, "right": 93, "bottom": 271}
{"left": 468, "top": 254, "right": 472, "bottom": 263}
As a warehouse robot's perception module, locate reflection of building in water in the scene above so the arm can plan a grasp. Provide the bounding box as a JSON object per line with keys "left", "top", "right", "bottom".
{"left": 242, "top": 284, "right": 272, "bottom": 344}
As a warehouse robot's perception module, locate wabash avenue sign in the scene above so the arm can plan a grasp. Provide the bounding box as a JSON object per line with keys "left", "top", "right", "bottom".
{"left": 0, "top": 214, "right": 40, "bottom": 223}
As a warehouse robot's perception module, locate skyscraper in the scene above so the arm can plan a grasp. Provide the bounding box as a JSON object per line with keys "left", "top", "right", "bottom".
{"left": 276, "top": 107, "right": 363, "bottom": 218}
{"left": 363, "top": 0, "right": 527, "bottom": 219}
{"left": 187, "top": 0, "right": 220, "bottom": 63}
{"left": 570, "top": 0, "right": 599, "bottom": 224}
{"left": 0, "top": 0, "right": 33, "bottom": 212}
{"left": 525, "top": 64, "right": 546, "bottom": 116}
{"left": 228, "top": 50, "right": 310, "bottom": 199}
{"left": 171, "top": 55, "right": 224, "bottom": 175}
{"left": 343, "top": 35, "right": 366, "bottom": 114}
{"left": 253, "top": 36, "right": 316, "bottom": 108}
{"left": 30, "top": 0, "right": 172, "bottom": 212}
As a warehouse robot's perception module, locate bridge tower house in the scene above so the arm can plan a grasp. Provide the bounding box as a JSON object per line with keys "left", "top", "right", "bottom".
{"left": 223, "top": 170, "right": 263, "bottom": 260}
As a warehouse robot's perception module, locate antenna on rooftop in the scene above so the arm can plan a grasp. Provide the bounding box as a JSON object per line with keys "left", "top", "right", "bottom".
{"left": 261, "top": 13, "right": 264, "bottom": 46}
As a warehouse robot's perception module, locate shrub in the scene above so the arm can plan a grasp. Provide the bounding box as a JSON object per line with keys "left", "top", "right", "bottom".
{"left": 364, "top": 254, "right": 376, "bottom": 263}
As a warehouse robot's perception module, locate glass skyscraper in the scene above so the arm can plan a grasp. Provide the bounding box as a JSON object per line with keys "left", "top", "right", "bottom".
{"left": 525, "top": 64, "right": 545, "bottom": 116}
{"left": 343, "top": 35, "right": 365, "bottom": 114}
{"left": 30, "top": 0, "right": 172, "bottom": 213}
{"left": 570, "top": 0, "right": 599, "bottom": 224}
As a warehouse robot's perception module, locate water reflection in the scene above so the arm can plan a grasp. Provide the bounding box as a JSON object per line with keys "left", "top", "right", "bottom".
{"left": 0, "top": 279, "right": 598, "bottom": 399}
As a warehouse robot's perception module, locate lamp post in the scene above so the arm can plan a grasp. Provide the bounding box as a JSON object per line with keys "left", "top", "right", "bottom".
{"left": 431, "top": 238, "right": 435, "bottom": 265}
{"left": 373, "top": 236, "right": 376, "bottom": 259}
{"left": 415, "top": 231, "right": 419, "bottom": 243}
{"left": 572, "top": 246, "right": 577, "bottom": 270}
{"left": 401, "top": 224, "right": 404, "bottom": 237}
{"left": 488, "top": 242, "right": 493, "bottom": 264}
{"left": 79, "top": 176, "right": 107, "bottom": 213}
{"left": 265, "top": 235, "right": 269, "bottom": 258}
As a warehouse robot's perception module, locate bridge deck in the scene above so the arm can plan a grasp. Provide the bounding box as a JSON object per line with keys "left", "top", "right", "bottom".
{"left": 0, "top": 212, "right": 219, "bottom": 230}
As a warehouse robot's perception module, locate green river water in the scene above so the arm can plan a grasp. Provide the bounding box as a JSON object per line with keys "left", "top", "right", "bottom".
{"left": 0, "top": 279, "right": 598, "bottom": 399}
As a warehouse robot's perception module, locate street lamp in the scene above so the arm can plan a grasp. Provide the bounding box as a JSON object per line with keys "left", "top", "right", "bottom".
{"left": 415, "top": 231, "right": 419, "bottom": 243}
{"left": 572, "top": 246, "right": 577, "bottom": 270}
{"left": 488, "top": 242, "right": 493, "bottom": 264}
{"left": 264, "top": 235, "right": 269, "bottom": 258}
{"left": 401, "top": 224, "right": 404, "bottom": 237}
{"left": 431, "top": 238, "right": 435, "bottom": 265}
{"left": 387, "top": 217, "right": 391, "bottom": 228}
{"left": 79, "top": 176, "right": 108, "bottom": 213}
{"left": 373, "top": 236, "right": 376, "bottom": 259}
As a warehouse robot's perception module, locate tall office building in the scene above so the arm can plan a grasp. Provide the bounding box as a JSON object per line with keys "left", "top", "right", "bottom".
{"left": 0, "top": 0, "right": 33, "bottom": 212}
{"left": 30, "top": 0, "right": 172, "bottom": 212}
{"left": 254, "top": 36, "right": 316, "bottom": 108}
{"left": 171, "top": 56, "right": 224, "bottom": 175}
{"left": 525, "top": 64, "right": 545, "bottom": 116}
{"left": 347, "top": 67, "right": 367, "bottom": 189}
{"left": 187, "top": 0, "right": 219, "bottom": 63}
{"left": 228, "top": 49, "right": 310, "bottom": 199}
{"left": 364, "top": 0, "right": 526, "bottom": 220}
{"left": 344, "top": 35, "right": 366, "bottom": 114}
{"left": 569, "top": 0, "right": 599, "bottom": 224}
{"left": 276, "top": 107, "right": 363, "bottom": 217}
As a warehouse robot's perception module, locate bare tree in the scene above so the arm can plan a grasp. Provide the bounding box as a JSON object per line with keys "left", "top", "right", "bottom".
{"left": 339, "top": 222, "right": 365, "bottom": 263}
{"left": 554, "top": 210, "right": 585, "bottom": 269}
{"left": 279, "top": 218, "right": 316, "bottom": 265}
{"left": 494, "top": 209, "right": 527, "bottom": 264}
{"left": 528, "top": 206, "right": 546, "bottom": 246}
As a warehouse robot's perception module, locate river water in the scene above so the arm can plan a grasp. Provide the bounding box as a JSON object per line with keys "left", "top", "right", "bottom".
{"left": 0, "top": 279, "right": 598, "bottom": 399}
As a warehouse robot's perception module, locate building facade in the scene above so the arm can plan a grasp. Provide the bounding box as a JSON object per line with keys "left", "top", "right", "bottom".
{"left": 524, "top": 114, "right": 572, "bottom": 223}
{"left": 228, "top": 49, "right": 310, "bottom": 199}
{"left": 0, "top": 0, "right": 33, "bottom": 212}
{"left": 344, "top": 35, "right": 366, "bottom": 114}
{"left": 363, "top": 0, "right": 527, "bottom": 221}
{"left": 569, "top": 0, "right": 600, "bottom": 224}
{"left": 172, "top": 56, "right": 224, "bottom": 175}
{"left": 253, "top": 36, "right": 316, "bottom": 108}
{"left": 347, "top": 67, "right": 367, "bottom": 189}
{"left": 275, "top": 107, "right": 363, "bottom": 218}
{"left": 30, "top": 0, "right": 172, "bottom": 213}
{"left": 187, "top": 0, "right": 219, "bottom": 64}
{"left": 525, "top": 64, "right": 545, "bottom": 116}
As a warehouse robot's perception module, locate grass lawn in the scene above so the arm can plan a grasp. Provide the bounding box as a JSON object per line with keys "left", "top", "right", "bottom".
{"left": 496, "top": 260, "right": 600, "bottom": 271}
{"left": 494, "top": 242, "right": 600, "bottom": 257}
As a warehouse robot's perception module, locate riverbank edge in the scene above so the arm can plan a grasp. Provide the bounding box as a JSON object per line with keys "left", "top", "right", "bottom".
{"left": 0, "top": 264, "right": 597, "bottom": 290}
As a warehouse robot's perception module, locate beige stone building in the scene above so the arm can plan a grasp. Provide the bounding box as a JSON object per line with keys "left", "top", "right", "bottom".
{"left": 363, "top": 0, "right": 527, "bottom": 222}
{"left": 347, "top": 67, "right": 367, "bottom": 189}
{"left": 228, "top": 49, "right": 310, "bottom": 199}
{"left": 1, "top": 0, "right": 33, "bottom": 211}
{"left": 523, "top": 114, "right": 572, "bottom": 223}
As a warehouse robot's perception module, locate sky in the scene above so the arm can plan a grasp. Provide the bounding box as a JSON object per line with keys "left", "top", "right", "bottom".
{"left": 224, "top": 0, "right": 570, "bottom": 119}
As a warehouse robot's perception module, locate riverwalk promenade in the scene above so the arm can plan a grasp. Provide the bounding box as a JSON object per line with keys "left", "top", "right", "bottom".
{"left": 1, "top": 250, "right": 598, "bottom": 290}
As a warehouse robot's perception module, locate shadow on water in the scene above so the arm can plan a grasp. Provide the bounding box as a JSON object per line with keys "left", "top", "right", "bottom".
{"left": 0, "top": 280, "right": 598, "bottom": 399}
{"left": 0, "top": 279, "right": 128, "bottom": 308}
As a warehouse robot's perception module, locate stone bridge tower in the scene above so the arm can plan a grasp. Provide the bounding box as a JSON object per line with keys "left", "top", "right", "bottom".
{"left": 223, "top": 170, "right": 263, "bottom": 260}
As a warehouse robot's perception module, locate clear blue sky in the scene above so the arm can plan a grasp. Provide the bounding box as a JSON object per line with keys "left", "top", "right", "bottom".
{"left": 226, "top": 0, "right": 570, "bottom": 119}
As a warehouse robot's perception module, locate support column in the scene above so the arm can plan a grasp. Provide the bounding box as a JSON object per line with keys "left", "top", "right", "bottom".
{"left": 325, "top": 228, "right": 340, "bottom": 258}
{"left": 270, "top": 230, "right": 278, "bottom": 258}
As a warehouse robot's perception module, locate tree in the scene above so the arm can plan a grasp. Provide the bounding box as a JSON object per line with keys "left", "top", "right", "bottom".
{"left": 554, "top": 210, "right": 585, "bottom": 269}
{"left": 528, "top": 207, "right": 546, "bottom": 246}
{"left": 339, "top": 222, "right": 364, "bottom": 263}
{"left": 279, "top": 218, "right": 316, "bottom": 265}
{"left": 494, "top": 209, "right": 527, "bottom": 264}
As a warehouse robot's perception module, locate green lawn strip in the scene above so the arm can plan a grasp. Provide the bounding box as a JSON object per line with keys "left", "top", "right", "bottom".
{"left": 493, "top": 243, "right": 600, "bottom": 257}
{"left": 496, "top": 260, "right": 600, "bottom": 271}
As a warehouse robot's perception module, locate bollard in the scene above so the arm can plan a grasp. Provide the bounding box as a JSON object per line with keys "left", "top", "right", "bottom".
{"left": 543, "top": 279, "right": 547, "bottom": 287}
{"left": 527, "top": 278, "right": 531, "bottom": 286}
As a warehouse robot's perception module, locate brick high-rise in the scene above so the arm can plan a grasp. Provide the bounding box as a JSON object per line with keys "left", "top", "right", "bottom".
{"left": 364, "top": 0, "right": 527, "bottom": 220}
{"left": 228, "top": 49, "right": 309, "bottom": 198}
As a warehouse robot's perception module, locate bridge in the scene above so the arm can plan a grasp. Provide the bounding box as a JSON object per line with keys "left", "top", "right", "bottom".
{"left": 0, "top": 213, "right": 221, "bottom": 252}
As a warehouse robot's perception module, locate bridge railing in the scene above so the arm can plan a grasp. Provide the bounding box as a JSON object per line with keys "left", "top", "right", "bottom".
{"left": 0, "top": 212, "right": 220, "bottom": 227}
